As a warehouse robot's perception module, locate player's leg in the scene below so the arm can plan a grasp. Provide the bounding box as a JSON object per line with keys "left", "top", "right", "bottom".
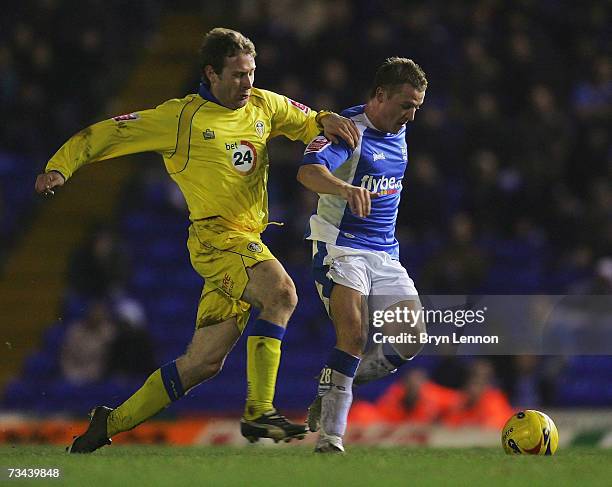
{"left": 354, "top": 298, "right": 425, "bottom": 385}
{"left": 188, "top": 220, "right": 304, "bottom": 441}
{"left": 239, "top": 258, "right": 307, "bottom": 442}
{"left": 312, "top": 283, "right": 365, "bottom": 453}
{"left": 355, "top": 257, "right": 425, "bottom": 385}
{"left": 108, "top": 316, "right": 241, "bottom": 434}
{"left": 68, "top": 316, "right": 241, "bottom": 453}
{"left": 242, "top": 260, "right": 297, "bottom": 422}
{"left": 308, "top": 242, "right": 369, "bottom": 452}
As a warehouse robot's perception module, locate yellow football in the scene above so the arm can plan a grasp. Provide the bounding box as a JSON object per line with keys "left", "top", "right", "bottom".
{"left": 501, "top": 410, "right": 559, "bottom": 455}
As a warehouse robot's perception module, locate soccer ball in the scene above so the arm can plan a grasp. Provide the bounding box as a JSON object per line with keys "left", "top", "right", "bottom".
{"left": 501, "top": 410, "right": 559, "bottom": 455}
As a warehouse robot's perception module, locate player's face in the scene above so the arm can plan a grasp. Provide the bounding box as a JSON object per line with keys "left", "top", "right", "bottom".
{"left": 378, "top": 84, "right": 425, "bottom": 133}
{"left": 210, "top": 53, "right": 256, "bottom": 109}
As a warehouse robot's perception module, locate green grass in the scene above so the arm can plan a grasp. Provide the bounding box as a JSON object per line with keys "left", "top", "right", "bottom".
{"left": 1, "top": 445, "right": 611, "bottom": 486}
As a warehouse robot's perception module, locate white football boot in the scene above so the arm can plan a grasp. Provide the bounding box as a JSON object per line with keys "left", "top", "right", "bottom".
{"left": 315, "top": 432, "right": 345, "bottom": 453}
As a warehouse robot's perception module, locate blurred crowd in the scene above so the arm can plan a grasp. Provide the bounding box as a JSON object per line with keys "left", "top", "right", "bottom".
{"left": 351, "top": 361, "right": 516, "bottom": 429}
{"left": 0, "top": 1, "right": 161, "bottom": 262}
{"left": 224, "top": 0, "right": 610, "bottom": 293}
{"left": 350, "top": 354, "right": 564, "bottom": 429}
{"left": 2, "top": 0, "right": 609, "bottom": 292}
{"left": 0, "top": 0, "right": 161, "bottom": 156}
{"left": 0, "top": 1, "right": 610, "bottom": 412}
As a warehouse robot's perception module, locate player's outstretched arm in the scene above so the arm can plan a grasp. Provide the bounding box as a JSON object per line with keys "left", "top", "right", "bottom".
{"left": 34, "top": 170, "right": 65, "bottom": 196}
{"left": 297, "top": 164, "right": 375, "bottom": 218}
{"left": 34, "top": 102, "right": 179, "bottom": 194}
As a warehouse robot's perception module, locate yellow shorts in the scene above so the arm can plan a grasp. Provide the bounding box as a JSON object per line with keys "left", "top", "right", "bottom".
{"left": 187, "top": 218, "right": 275, "bottom": 332}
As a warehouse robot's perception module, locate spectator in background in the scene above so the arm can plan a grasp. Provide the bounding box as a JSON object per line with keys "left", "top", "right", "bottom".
{"left": 581, "top": 180, "right": 612, "bottom": 258}
{"left": 350, "top": 360, "right": 513, "bottom": 429}
{"left": 464, "top": 93, "right": 508, "bottom": 158}
{"left": 571, "top": 256, "right": 612, "bottom": 295}
{"left": 107, "top": 298, "right": 157, "bottom": 380}
{"left": 400, "top": 153, "right": 445, "bottom": 240}
{"left": 67, "top": 224, "right": 130, "bottom": 298}
{"left": 465, "top": 150, "right": 507, "bottom": 235}
{"left": 443, "top": 359, "right": 514, "bottom": 429}
{"left": 431, "top": 353, "right": 470, "bottom": 390}
{"left": 350, "top": 368, "right": 461, "bottom": 425}
{"left": 60, "top": 300, "right": 117, "bottom": 384}
{"left": 492, "top": 355, "right": 560, "bottom": 408}
{"left": 420, "top": 213, "right": 488, "bottom": 293}
{"left": 573, "top": 56, "right": 611, "bottom": 120}
{"left": 518, "top": 85, "right": 572, "bottom": 188}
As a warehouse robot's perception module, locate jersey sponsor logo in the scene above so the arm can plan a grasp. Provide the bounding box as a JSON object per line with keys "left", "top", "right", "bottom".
{"left": 304, "top": 135, "right": 331, "bottom": 154}
{"left": 255, "top": 120, "right": 265, "bottom": 138}
{"left": 402, "top": 145, "right": 408, "bottom": 161}
{"left": 360, "top": 174, "right": 402, "bottom": 194}
{"left": 247, "top": 241, "right": 263, "bottom": 253}
{"left": 288, "top": 98, "right": 310, "bottom": 115}
{"left": 112, "top": 112, "right": 140, "bottom": 122}
{"left": 373, "top": 152, "right": 386, "bottom": 161}
{"left": 226, "top": 141, "right": 258, "bottom": 175}
{"left": 203, "top": 129, "right": 215, "bottom": 140}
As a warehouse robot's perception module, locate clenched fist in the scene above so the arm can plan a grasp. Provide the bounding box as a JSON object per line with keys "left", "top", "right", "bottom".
{"left": 339, "top": 184, "right": 378, "bottom": 218}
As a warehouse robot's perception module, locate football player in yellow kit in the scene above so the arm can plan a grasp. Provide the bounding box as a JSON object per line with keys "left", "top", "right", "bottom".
{"left": 35, "top": 27, "right": 360, "bottom": 453}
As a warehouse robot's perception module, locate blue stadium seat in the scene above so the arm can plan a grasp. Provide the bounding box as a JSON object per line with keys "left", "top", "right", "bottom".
{"left": 1, "top": 380, "right": 38, "bottom": 410}
{"left": 42, "top": 323, "right": 67, "bottom": 352}
{"left": 23, "top": 352, "right": 60, "bottom": 383}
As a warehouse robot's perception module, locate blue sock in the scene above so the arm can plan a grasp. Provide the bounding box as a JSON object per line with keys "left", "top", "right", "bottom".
{"left": 326, "top": 348, "right": 360, "bottom": 378}
{"left": 160, "top": 360, "right": 185, "bottom": 402}
{"left": 251, "top": 319, "right": 286, "bottom": 340}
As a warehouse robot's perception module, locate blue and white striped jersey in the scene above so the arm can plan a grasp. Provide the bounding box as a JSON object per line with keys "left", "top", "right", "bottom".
{"left": 301, "top": 104, "right": 409, "bottom": 259}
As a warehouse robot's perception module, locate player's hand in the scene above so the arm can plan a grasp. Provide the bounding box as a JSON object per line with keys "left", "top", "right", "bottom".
{"left": 339, "top": 184, "right": 377, "bottom": 218}
{"left": 35, "top": 170, "right": 65, "bottom": 196}
{"left": 319, "top": 113, "right": 360, "bottom": 150}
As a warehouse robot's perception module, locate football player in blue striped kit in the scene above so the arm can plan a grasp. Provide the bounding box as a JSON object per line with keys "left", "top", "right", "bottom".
{"left": 298, "top": 58, "right": 428, "bottom": 452}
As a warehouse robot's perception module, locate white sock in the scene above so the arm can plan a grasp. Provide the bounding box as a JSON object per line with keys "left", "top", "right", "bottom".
{"left": 321, "top": 369, "right": 354, "bottom": 437}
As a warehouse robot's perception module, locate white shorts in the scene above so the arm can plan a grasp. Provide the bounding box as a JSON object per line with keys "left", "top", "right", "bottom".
{"left": 312, "top": 241, "right": 419, "bottom": 316}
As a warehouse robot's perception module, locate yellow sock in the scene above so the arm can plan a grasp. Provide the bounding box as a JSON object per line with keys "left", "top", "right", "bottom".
{"left": 244, "top": 335, "right": 282, "bottom": 420}
{"left": 107, "top": 362, "right": 184, "bottom": 437}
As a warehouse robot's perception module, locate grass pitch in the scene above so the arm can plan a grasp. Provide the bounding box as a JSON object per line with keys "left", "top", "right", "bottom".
{"left": 1, "top": 445, "right": 611, "bottom": 486}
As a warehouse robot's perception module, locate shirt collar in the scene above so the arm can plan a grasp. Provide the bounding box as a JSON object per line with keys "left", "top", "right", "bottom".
{"left": 198, "top": 82, "right": 226, "bottom": 107}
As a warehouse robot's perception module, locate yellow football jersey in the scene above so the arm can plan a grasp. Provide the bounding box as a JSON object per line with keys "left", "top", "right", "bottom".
{"left": 45, "top": 88, "right": 322, "bottom": 233}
